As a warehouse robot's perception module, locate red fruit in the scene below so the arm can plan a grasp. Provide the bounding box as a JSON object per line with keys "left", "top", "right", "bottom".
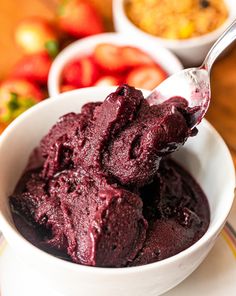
{"left": 57, "top": 0, "right": 104, "bottom": 38}
{"left": 121, "top": 46, "right": 154, "bottom": 67}
{"left": 63, "top": 60, "right": 82, "bottom": 87}
{"left": 80, "top": 57, "right": 100, "bottom": 87}
{"left": 126, "top": 65, "right": 168, "bottom": 90}
{"left": 93, "top": 44, "right": 127, "bottom": 72}
{"left": 0, "top": 79, "right": 44, "bottom": 123}
{"left": 93, "top": 44, "right": 156, "bottom": 72}
{"left": 15, "top": 17, "right": 59, "bottom": 57}
{"left": 0, "top": 79, "right": 44, "bottom": 101}
{"left": 11, "top": 53, "right": 52, "bottom": 85}
{"left": 60, "top": 84, "right": 77, "bottom": 93}
{"left": 62, "top": 57, "right": 99, "bottom": 88}
{"left": 95, "top": 76, "right": 120, "bottom": 86}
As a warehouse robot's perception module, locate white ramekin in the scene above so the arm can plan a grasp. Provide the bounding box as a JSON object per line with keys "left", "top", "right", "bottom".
{"left": 113, "top": 0, "right": 236, "bottom": 66}
{"left": 48, "top": 32, "right": 183, "bottom": 97}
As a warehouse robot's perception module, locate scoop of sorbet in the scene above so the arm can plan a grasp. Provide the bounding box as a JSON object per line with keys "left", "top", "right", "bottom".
{"left": 41, "top": 85, "right": 197, "bottom": 186}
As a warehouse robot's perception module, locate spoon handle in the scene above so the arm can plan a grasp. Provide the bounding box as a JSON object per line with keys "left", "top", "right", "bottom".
{"left": 202, "top": 19, "right": 236, "bottom": 72}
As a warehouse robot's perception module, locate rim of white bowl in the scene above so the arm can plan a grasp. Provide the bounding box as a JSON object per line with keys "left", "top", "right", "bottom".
{"left": 0, "top": 87, "right": 235, "bottom": 275}
{"left": 113, "top": 0, "right": 236, "bottom": 48}
{"left": 48, "top": 32, "right": 183, "bottom": 97}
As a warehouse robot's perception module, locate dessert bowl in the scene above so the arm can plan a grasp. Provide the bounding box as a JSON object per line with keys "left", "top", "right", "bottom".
{"left": 0, "top": 87, "right": 235, "bottom": 296}
{"left": 48, "top": 32, "right": 183, "bottom": 97}
{"left": 113, "top": 0, "right": 236, "bottom": 66}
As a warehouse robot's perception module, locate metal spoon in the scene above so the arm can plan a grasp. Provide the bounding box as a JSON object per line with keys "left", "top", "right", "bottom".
{"left": 147, "top": 19, "right": 236, "bottom": 128}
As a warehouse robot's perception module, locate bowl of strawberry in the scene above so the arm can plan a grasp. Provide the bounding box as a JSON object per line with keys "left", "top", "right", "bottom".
{"left": 48, "top": 33, "right": 183, "bottom": 96}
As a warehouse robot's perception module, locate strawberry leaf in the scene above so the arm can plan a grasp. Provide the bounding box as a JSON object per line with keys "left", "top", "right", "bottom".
{"left": 7, "top": 92, "right": 19, "bottom": 111}
{"left": 45, "top": 40, "right": 59, "bottom": 58}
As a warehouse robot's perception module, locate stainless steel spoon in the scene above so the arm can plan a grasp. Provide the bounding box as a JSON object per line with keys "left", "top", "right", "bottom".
{"left": 147, "top": 19, "right": 236, "bottom": 128}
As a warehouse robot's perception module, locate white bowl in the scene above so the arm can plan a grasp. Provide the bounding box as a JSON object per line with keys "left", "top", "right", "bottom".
{"left": 113, "top": 0, "right": 236, "bottom": 66}
{"left": 0, "top": 87, "right": 235, "bottom": 296}
{"left": 48, "top": 32, "right": 183, "bottom": 97}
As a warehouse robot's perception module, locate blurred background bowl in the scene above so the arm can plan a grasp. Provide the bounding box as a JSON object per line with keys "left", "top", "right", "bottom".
{"left": 113, "top": 0, "right": 236, "bottom": 66}
{"left": 48, "top": 32, "right": 183, "bottom": 97}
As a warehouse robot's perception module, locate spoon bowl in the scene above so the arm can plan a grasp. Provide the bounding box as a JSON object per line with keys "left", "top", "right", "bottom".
{"left": 147, "top": 19, "right": 236, "bottom": 128}
{"left": 147, "top": 68, "right": 210, "bottom": 128}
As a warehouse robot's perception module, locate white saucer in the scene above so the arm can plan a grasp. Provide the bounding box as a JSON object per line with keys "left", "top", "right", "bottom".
{"left": 0, "top": 224, "right": 236, "bottom": 296}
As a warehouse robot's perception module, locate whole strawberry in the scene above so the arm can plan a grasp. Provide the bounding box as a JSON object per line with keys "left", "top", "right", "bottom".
{"left": 15, "top": 17, "right": 59, "bottom": 57}
{"left": 11, "top": 53, "right": 52, "bottom": 86}
{"left": 0, "top": 79, "right": 44, "bottom": 124}
{"left": 57, "top": 0, "right": 104, "bottom": 38}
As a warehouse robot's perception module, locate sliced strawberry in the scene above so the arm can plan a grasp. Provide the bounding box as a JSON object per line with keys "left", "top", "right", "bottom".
{"left": 62, "top": 56, "right": 99, "bottom": 88}
{"left": 126, "top": 65, "right": 168, "bottom": 90}
{"left": 93, "top": 43, "right": 127, "bottom": 72}
{"left": 121, "top": 46, "right": 154, "bottom": 67}
{"left": 11, "top": 53, "right": 52, "bottom": 85}
{"left": 62, "top": 60, "right": 82, "bottom": 87}
{"left": 94, "top": 76, "right": 120, "bottom": 87}
{"left": 80, "top": 56, "right": 99, "bottom": 87}
{"left": 93, "top": 44, "right": 156, "bottom": 72}
{"left": 57, "top": 0, "right": 104, "bottom": 38}
{"left": 60, "top": 84, "right": 77, "bottom": 93}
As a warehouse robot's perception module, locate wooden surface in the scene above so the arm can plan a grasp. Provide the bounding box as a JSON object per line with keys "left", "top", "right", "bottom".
{"left": 0, "top": 0, "right": 236, "bottom": 167}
